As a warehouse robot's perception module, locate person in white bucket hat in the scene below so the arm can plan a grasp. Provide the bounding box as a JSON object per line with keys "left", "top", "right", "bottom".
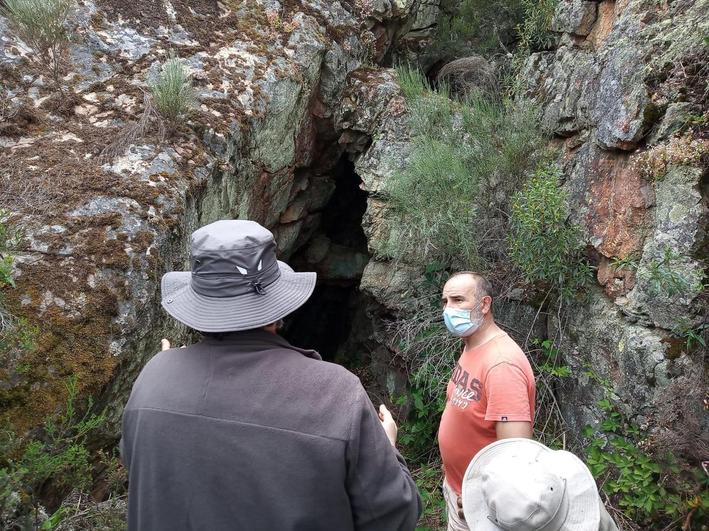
{"left": 120, "top": 219, "right": 421, "bottom": 531}
{"left": 461, "top": 438, "right": 618, "bottom": 531}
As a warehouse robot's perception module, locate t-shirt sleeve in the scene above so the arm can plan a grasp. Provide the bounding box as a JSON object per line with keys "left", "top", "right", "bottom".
{"left": 483, "top": 362, "right": 533, "bottom": 422}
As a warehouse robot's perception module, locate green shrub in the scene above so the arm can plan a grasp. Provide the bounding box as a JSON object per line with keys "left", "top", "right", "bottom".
{"left": 508, "top": 163, "right": 593, "bottom": 299}
{"left": 641, "top": 247, "right": 704, "bottom": 299}
{"left": 426, "top": 0, "right": 527, "bottom": 62}
{"left": 507, "top": 0, "right": 558, "bottom": 96}
{"left": 0, "top": 211, "right": 16, "bottom": 290}
{"left": 387, "top": 66, "right": 545, "bottom": 269}
{"left": 150, "top": 54, "right": 195, "bottom": 124}
{"left": 515, "top": 0, "right": 557, "bottom": 54}
{"left": 1, "top": 0, "right": 74, "bottom": 86}
{"left": 0, "top": 376, "right": 106, "bottom": 529}
{"left": 583, "top": 398, "right": 708, "bottom": 527}
{"left": 411, "top": 461, "right": 446, "bottom": 530}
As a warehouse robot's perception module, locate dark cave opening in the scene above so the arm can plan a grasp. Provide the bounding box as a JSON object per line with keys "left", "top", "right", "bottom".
{"left": 281, "top": 157, "right": 371, "bottom": 362}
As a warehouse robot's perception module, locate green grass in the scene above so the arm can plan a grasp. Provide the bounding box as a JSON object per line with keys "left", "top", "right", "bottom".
{"left": 150, "top": 54, "right": 195, "bottom": 124}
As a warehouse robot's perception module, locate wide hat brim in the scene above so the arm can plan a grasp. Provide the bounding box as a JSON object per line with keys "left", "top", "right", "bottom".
{"left": 461, "top": 438, "right": 600, "bottom": 531}
{"left": 161, "top": 261, "right": 316, "bottom": 332}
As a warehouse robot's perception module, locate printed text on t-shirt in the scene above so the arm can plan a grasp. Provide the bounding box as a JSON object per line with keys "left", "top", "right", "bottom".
{"left": 450, "top": 363, "right": 482, "bottom": 409}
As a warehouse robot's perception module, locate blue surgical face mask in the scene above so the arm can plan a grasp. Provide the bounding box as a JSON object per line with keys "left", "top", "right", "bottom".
{"left": 443, "top": 307, "right": 483, "bottom": 337}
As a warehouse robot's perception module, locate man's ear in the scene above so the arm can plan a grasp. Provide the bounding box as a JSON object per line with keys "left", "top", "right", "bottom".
{"left": 482, "top": 295, "right": 493, "bottom": 314}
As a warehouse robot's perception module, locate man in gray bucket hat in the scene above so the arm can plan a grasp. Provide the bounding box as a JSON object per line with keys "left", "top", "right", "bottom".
{"left": 120, "top": 219, "right": 421, "bottom": 531}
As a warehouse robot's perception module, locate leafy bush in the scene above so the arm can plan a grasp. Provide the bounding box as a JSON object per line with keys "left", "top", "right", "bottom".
{"left": 641, "top": 247, "right": 704, "bottom": 299}
{"left": 508, "top": 163, "right": 593, "bottom": 299}
{"left": 411, "top": 462, "right": 446, "bottom": 530}
{"left": 583, "top": 397, "right": 709, "bottom": 528}
{"left": 1, "top": 0, "right": 74, "bottom": 86}
{"left": 0, "top": 377, "right": 107, "bottom": 529}
{"left": 386, "top": 65, "right": 545, "bottom": 270}
{"left": 149, "top": 54, "right": 195, "bottom": 124}
{"left": 514, "top": 0, "right": 557, "bottom": 54}
{"left": 426, "top": 0, "right": 527, "bottom": 63}
{"left": 507, "top": 0, "right": 558, "bottom": 96}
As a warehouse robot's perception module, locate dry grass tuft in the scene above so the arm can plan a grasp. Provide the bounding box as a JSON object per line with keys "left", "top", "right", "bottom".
{"left": 99, "top": 93, "right": 166, "bottom": 163}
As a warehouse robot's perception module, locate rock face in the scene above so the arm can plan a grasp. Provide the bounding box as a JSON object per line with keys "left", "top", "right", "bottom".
{"left": 520, "top": 0, "right": 708, "bottom": 434}
{"left": 0, "top": 0, "right": 705, "bottom": 461}
{"left": 332, "top": 0, "right": 708, "bottom": 446}
{"left": 0, "top": 0, "right": 417, "bottom": 436}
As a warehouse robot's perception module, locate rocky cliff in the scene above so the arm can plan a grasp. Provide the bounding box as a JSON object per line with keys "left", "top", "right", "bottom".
{"left": 0, "top": 0, "right": 706, "bottom": 475}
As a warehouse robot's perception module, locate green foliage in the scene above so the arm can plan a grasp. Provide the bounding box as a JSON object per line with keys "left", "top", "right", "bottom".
{"left": 150, "top": 54, "right": 195, "bottom": 124}
{"left": 506, "top": 0, "right": 558, "bottom": 96}
{"left": 641, "top": 247, "right": 703, "bottom": 298}
{"left": 526, "top": 339, "right": 571, "bottom": 450}
{"left": 426, "top": 0, "right": 526, "bottom": 62}
{"left": 610, "top": 254, "right": 639, "bottom": 272}
{"left": 0, "top": 376, "right": 107, "bottom": 529}
{"left": 412, "top": 462, "right": 446, "bottom": 531}
{"left": 514, "top": 0, "right": 557, "bottom": 54}
{"left": 671, "top": 319, "right": 708, "bottom": 352}
{"left": 424, "top": 0, "right": 558, "bottom": 67}
{"left": 508, "top": 163, "right": 593, "bottom": 299}
{"left": 395, "top": 64, "right": 431, "bottom": 101}
{"left": 0, "top": 211, "right": 17, "bottom": 290}
{"left": 532, "top": 339, "right": 571, "bottom": 379}
{"left": 1, "top": 0, "right": 74, "bottom": 85}
{"left": 583, "top": 397, "right": 708, "bottom": 527}
{"left": 388, "top": 66, "right": 545, "bottom": 270}
{"left": 0, "top": 213, "right": 20, "bottom": 348}
{"left": 394, "top": 382, "right": 445, "bottom": 462}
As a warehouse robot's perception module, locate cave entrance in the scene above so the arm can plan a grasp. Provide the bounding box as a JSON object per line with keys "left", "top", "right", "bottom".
{"left": 281, "top": 157, "right": 371, "bottom": 362}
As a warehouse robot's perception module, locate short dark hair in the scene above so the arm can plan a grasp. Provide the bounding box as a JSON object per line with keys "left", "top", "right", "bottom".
{"left": 447, "top": 271, "right": 494, "bottom": 299}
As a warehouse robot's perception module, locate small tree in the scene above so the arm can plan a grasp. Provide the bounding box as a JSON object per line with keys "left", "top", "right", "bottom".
{"left": 149, "top": 54, "right": 195, "bottom": 127}
{"left": 1, "top": 0, "right": 74, "bottom": 87}
{"left": 508, "top": 163, "right": 593, "bottom": 299}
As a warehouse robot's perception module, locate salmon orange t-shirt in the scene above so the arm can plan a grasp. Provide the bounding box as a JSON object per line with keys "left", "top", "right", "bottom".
{"left": 437, "top": 332, "right": 535, "bottom": 495}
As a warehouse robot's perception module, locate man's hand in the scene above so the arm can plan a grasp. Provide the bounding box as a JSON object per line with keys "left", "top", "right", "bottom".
{"left": 160, "top": 339, "right": 187, "bottom": 351}
{"left": 378, "top": 404, "right": 398, "bottom": 446}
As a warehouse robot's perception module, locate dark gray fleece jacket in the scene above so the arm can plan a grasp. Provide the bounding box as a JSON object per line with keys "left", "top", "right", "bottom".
{"left": 120, "top": 330, "right": 421, "bottom": 531}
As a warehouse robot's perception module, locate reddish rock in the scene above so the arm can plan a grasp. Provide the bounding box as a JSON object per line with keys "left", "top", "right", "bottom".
{"left": 585, "top": 149, "right": 653, "bottom": 259}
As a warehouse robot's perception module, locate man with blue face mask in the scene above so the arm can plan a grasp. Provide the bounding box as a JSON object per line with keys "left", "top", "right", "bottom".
{"left": 437, "top": 272, "right": 536, "bottom": 531}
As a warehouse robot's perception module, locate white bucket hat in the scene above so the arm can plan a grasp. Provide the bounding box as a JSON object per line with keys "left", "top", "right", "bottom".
{"left": 161, "top": 219, "right": 316, "bottom": 332}
{"left": 461, "top": 438, "right": 601, "bottom": 531}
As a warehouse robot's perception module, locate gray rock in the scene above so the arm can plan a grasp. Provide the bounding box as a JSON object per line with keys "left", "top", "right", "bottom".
{"left": 549, "top": 289, "right": 700, "bottom": 438}
{"left": 551, "top": 0, "right": 598, "bottom": 36}
{"left": 647, "top": 102, "right": 698, "bottom": 145}
{"left": 621, "top": 166, "right": 705, "bottom": 330}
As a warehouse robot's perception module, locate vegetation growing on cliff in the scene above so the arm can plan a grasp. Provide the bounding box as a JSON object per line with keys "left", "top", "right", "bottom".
{"left": 427, "top": 0, "right": 557, "bottom": 64}
{"left": 150, "top": 54, "right": 195, "bottom": 125}
{"left": 508, "top": 165, "right": 593, "bottom": 299}
{"left": 385, "top": 64, "right": 546, "bottom": 275}
{"left": 0, "top": 377, "right": 125, "bottom": 529}
{"left": 1, "top": 0, "right": 74, "bottom": 87}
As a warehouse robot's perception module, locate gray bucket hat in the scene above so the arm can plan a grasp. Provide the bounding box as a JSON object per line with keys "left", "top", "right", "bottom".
{"left": 161, "top": 219, "right": 316, "bottom": 332}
